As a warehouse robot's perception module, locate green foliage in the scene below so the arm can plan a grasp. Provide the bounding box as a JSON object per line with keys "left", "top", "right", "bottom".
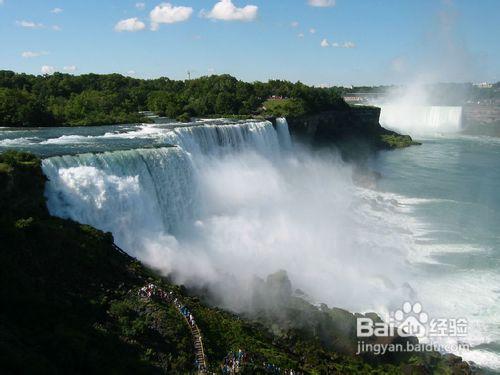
{"left": 0, "top": 70, "right": 347, "bottom": 127}
{"left": 262, "top": 98, "right": 307, "bottom": 117}
{"left": 176, "top": 112, "right": 191, "bottom": 123}
{"left": 380, "top": 134, "right": 421, "bottom": 149}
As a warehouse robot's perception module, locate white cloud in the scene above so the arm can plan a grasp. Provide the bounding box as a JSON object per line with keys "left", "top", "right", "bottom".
{"left": 127, "top": 70, "right": 137, "bottom": 76}
{"left": 309, "top": 28, "right": 316, "bottom": 34}
{"left": 63, "top": 65, "right": 77, "bottom": 73}
{"left": 115, "top": 17, "right": 146, "bottom": 32}
{"left": 52, "top": 25, "right": 62, "bottom": 31}
{"left": 308, "top": 0, "right": 335, "bottom": 7}
{"left": 41, "top": 65, "right": 56, "bottom": 75}
{"left": 135, "top": 2, "right": 146, "bottom": 10}
{"left": 203, "top": 0, "right": 258, "bottom": 22}
{"left": 21, "top": 51, "right": 48, "bottom": 58}
{"left": 150, "top": 3, "right": 193, "bottom": 30}
{"left": 17, "top": 20, "right": 44, "bottom": 29}
{"left": 331, "top": 41, "right": 356, "bottom": 49}
{"left": 297, "top": 33, "right": 304, "bottom": 38}
{"left": 51, "top": 7, "right": 63, "bottom": 14}
{"left": 291, "top": 21, "right": 299, "bottom": 28}
{"left": 320, "top": 38, "right": 329, "bottom": 47}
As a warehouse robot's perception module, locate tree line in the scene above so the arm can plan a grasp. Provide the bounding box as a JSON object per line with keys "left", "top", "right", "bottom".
{"left": 0, "top": 71, "right": 347, "bottom": 127}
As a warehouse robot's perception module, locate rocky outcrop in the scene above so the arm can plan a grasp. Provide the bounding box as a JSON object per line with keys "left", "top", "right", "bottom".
{"left": 282, "top": 106, "right": 419, "bottom": 160}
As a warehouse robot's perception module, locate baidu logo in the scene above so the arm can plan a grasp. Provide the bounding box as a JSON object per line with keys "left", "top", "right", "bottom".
{"left": 391, "top": 302, "right": 428, "bottom": 338}
{"left": 356, "top": 301, "right": 470, "bottom": 355}
{"left": 357, "top": 301, "right": 468, "bottom": 339}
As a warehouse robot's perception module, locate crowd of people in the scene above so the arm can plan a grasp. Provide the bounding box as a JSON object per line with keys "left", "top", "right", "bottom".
{"left": 138, "top": 283, "right": 206, "bottom": 372}
{"left": 220, "top": 349, "right": 249, "bottom": 374}
{"left": 138, "top": 284, "right": 195, "bottom": 326}
{"left": 219, "top": 350, "right": 299, "bottom": 374}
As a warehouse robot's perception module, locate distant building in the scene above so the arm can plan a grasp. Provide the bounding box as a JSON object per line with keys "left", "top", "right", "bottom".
{"left": 473, "top": 82, "right": 493, "bottom": 89}
{"left": 268, "top": 95, "right": 285, "bottom": 100}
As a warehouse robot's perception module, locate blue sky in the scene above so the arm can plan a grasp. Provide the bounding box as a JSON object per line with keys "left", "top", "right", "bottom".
{"left": 0, "top": 0, "right": 498, "bottom": 85}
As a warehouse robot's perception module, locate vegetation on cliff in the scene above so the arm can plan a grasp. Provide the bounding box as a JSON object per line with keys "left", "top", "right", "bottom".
{"left": 0, "top": 151, "right": 468, "bottom": 374}
{"left": 0, "top": 71, "right": 346, "bottom": 127}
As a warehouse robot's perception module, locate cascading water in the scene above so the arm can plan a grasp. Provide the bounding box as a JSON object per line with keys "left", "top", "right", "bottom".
{"left": 42, "top": 147, "right": 197, "bottom": 254}
{"left": 379, "top": 105, "right": 463, "bottom": 136}
{"left": 42, "top": 119, "right": 291, "bottom": 256}
{"left": 161, "top": 121, "right": 282, "bottom": 157}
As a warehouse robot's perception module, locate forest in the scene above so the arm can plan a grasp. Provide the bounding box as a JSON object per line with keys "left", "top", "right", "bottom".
{"left": 0, "top": 71, "right": 347, "bottom": 127}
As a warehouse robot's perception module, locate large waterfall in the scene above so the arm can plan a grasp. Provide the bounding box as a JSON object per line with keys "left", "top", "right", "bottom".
{"left": 379, "top": 105, "right": 463, "bottom": 136}
{"left": 42, "top": 120, "right": 291, "bottom": 256}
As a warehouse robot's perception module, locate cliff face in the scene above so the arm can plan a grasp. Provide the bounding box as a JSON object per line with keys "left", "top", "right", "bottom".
{"left": 285, "top": 106, "right": 418, "bottom": 160}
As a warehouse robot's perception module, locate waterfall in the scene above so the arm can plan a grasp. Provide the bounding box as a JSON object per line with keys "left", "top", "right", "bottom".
{"left": 379, "top": 105, "right": 463, "bottom": 136}
{"left": 161, "top": 121, "right": 283, "bottom": 157}
{"left": 41, "top": 120, "right": 289, "bottom": 253}
{"left": 42, "top": 147, "right": 197, "bottom": 251}
{"left": 276, "top": 117, "right": 293, "bottom": 150}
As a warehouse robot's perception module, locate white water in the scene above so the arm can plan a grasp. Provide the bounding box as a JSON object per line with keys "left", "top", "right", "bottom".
{"left": 379, "top": 105, "right": 463, "bottom": 136}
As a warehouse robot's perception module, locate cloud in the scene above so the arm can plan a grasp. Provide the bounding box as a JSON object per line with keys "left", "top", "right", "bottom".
{"left": 291, "top": 21, "right": 299, "bottom": 28}
{"left": 331, "top": 41, "right": 356, "bottom": 48}
{"left": 16, "top": 20, "right": 44, "bottom": 29}
{"left": 21, "top": 51, "right": 48, "bottom": 58}
{"left": 63, "top": 65, "right": 77, "bottom": 73}
{"left": 308, "top": 0, "right": 335, "bottom": 7}
{"left": 52, "top": 25, "right": 62, "bottom": 31}
{"left": 115, "top": 17, "right": 146, "bottom": 32}
{"left": 126, "top": 70, "right": 137, "bottom": 76}
{"left": 309, "top": 28, "right": 316, "bottom": 34}
{"left": 51, "top": 8, "right": 63, "bottom": 14}
{"left": 202, "top": 0, "right": 258, "bottom": 22}
{"left": 41, "top": 65, "right": 56, "bottom": 75}
{"left": 150, "top": 3, "right": 193, "bottom": 30}
{"left": 297, "top": 33, "right": 304, "bottom": 38}
{"left": 0, "top": 0, "right": 4, "bottom": 5}
{"left": 320, "top": 38, "right": 329, "bottom": 47}
{"left": 135, "top": 2, "right": 146, "bottom": 10}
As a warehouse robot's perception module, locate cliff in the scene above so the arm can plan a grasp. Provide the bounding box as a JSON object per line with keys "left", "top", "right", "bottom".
{"left": 285, "top": 106, "right": 419, "bottom": 160}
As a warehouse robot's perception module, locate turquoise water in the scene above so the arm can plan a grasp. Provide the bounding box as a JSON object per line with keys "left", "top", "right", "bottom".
{"left": 370, "top": 135, "right": 500, "bottom": 371}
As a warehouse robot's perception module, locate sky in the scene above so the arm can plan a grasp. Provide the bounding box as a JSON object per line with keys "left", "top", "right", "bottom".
{"left": 0, "top": 0, "right": 498, "bottom": 86}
